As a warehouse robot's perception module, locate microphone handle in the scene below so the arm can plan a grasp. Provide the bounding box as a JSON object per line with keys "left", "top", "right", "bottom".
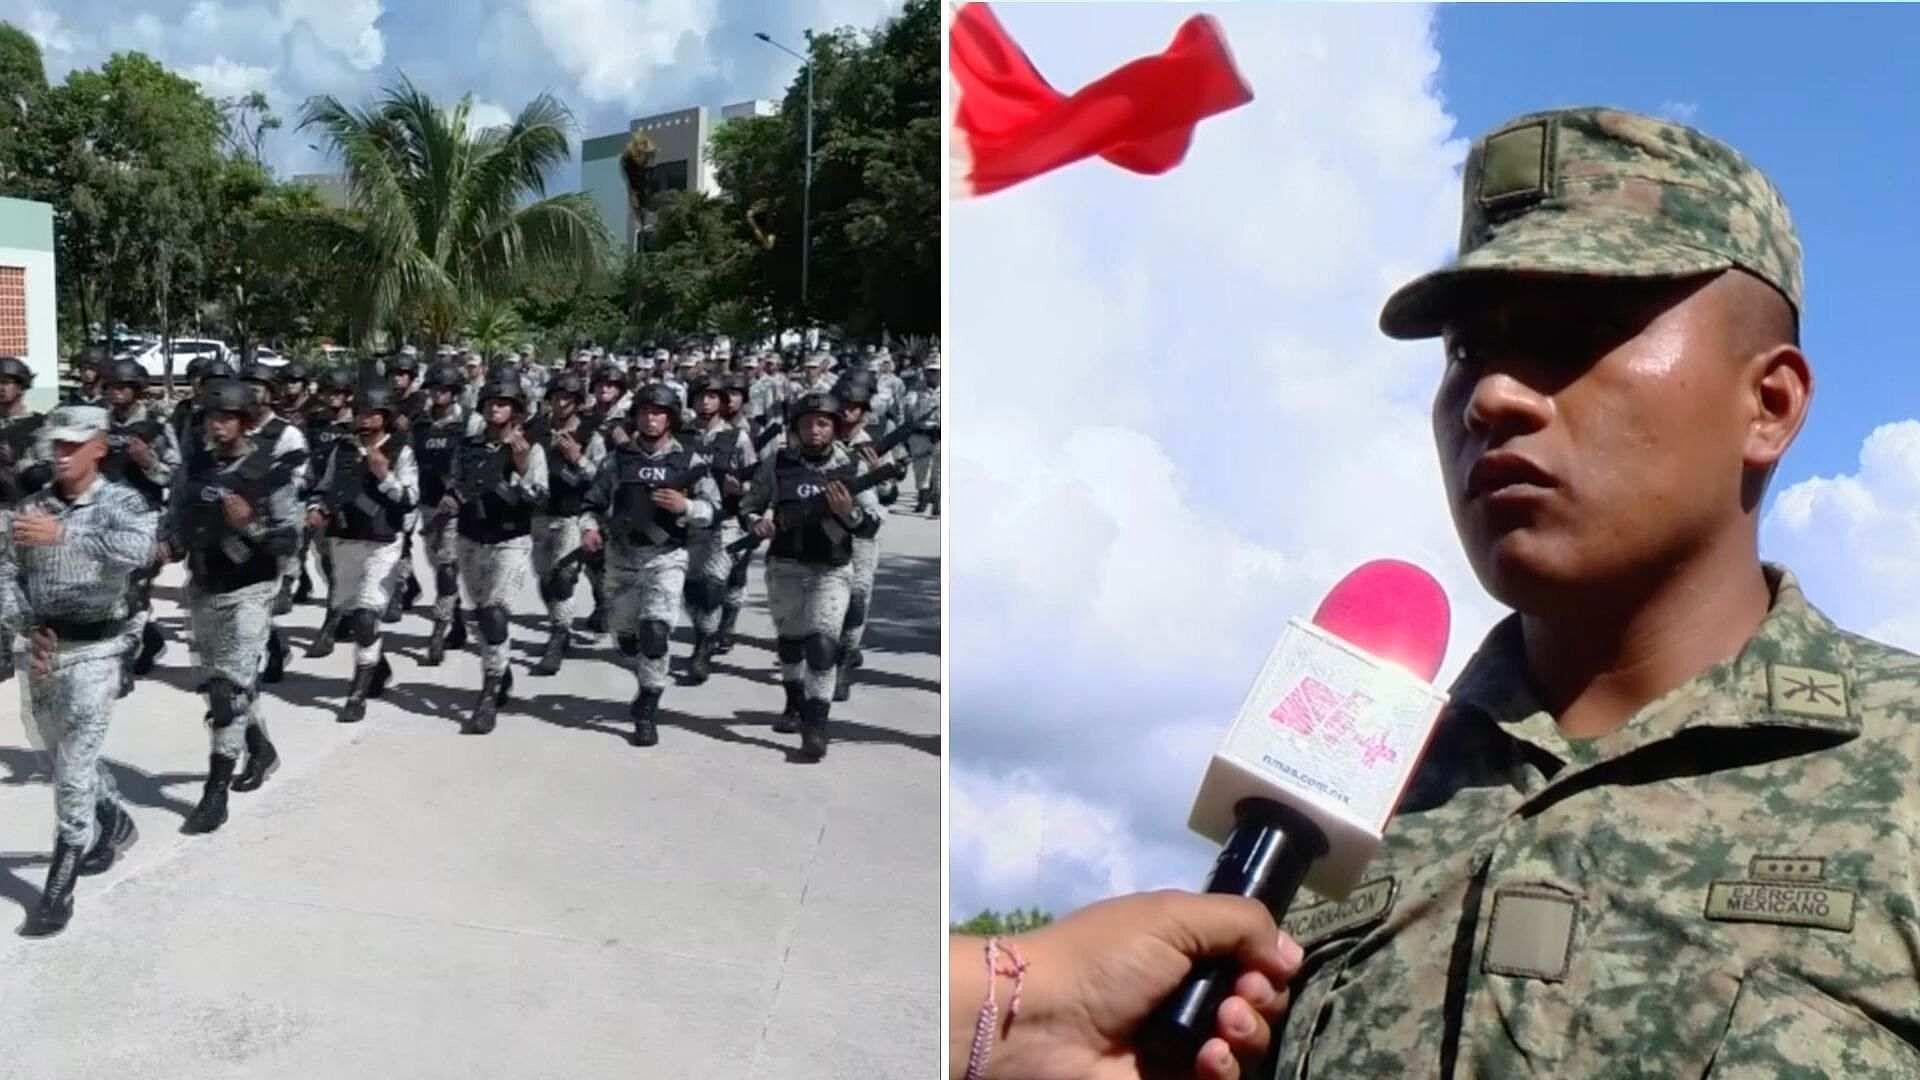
{"left": 1137, "top": 797, "right": 1329, "bottom": 1071}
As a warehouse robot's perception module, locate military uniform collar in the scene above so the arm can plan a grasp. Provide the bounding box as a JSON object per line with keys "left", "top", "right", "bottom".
{"left": 52, "top": 474, "right": 108, "bottom": 507}
{"left": 1447, "top": 563, "right": 1860, "bottom": 772}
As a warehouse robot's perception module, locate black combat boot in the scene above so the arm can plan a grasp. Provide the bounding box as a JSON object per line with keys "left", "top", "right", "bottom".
{"left": 774, "top": 680, "right": 804, "bottom": 734}
{"left": 131, "top": 621, "right": 166, "bottom": 675}
{"left": 262, "top": 627, "right": 287, "bottom": 683}
{"left": 78, "top": 800, "right": 138, "bottom": 875}
{"left": 629, "top": 687, "right": 662, "bottom": 746}
{"left": 929, "top": 486, "right": 940, "bottom": 518}
{"left": 445, "top": 603, "right": 468, "bottom": 649}
{"left": 181, "top": 754, "right": 237, "bottom": 834}
{"left": 19, "top": 839, "right": 83, "bottom": 937}
{"left": 798, "top": 699, "right": 831, "bottom": 761}
{"left": 713, "top": 604, "right": 740, "bottom": 655}
{"left": 230, "top": 724, "right": 279, "bottom": 792}
{"left": 293, "top": 567, "right": 313, "bottom": 603}
{"left": 425, "top": 618, "right": 450, "bottom": 666}
{"left": 685, "top": 632, "right": 713, "bottom": 686}
{"left": 465, "top": 672, "right": 501, "bottom": 734}
{"left": 496, "top": 665, "right": 514, "bottom": 705}
{"left": 833, "top": 652, "right": 855, "bottom": 703}
{"left": 531, "top": 628, "right": 567, "bottom": 676}
{"left": 369, "top": 654, "right": 393, "bottom": 698}
{"left": 305, "top": 611, "right": 339, "bottom": 659}
{"left": 340, "top": 660, "right": 379, "bottom": 723}
{"left": 273, "top": 578, "right": 294, "bottom": 615}
{"left": 914, "top": 487, "right": 929, "bottom": 514}
{"left": 382, "top": 586, "right": 407, "bottom": 624}
{"left": 402, "top": 571, "right": 422, "bottom": 609}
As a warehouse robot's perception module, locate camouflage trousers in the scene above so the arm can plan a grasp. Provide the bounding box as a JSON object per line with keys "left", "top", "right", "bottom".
{"left": 685, "top": 520, "right": 745, "bottom": 636}
{"left": 381, "top": 515, "right": 419, "bottom": 599}
{"left": 531, "top": 515, "right": 586, "bottom": 631}
{"left": 280, "top": 520, "right": 305, "bottom": 592}
{"left": 604, "top": 542, "right": 688, "bottom": 691}
{"left": 766, "top": 557, "right": 853, "bottom": 703}
{"left": 421, "top": 512, "right": 461, "bottom": 620}
{"left": 459, "top": 536, "right": 531, "bottom": 677}
{"left": 20, "top": 633, "right": 129, "bottom": 850}
{"left": 842, "top": 534, "right": 882, "bottom": 661}
{"left": 907, "top": 433, "right": 939, "bottom": 493}
{"left": 187, "top": 579, "right": 275, "bottom": 757}
{"left": 328, "top": 536, "right": 404, "bottom": 668}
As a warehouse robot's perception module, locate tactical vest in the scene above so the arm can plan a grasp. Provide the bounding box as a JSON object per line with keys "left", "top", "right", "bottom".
{"left": 182, "top": 443, "right": 279, "bottom": 593}
{"left": 767, "top": 450, "right": 859, "bottom": 566}
{"left": 102, "top": 415, "right": 170, "bottom": 510}
{"left": 527, "top": 413, "right": 600, "bottom": 517}
{"left": 0, "top": 411, "right": 46, "bottom": 506}
{"left": 251, "top": 415, "right": 307, "bottom": 490}
{"left": 323, "top": 439, "right": 409, "bottom": 542}
{"left": 305, "top": 408, "right": 353, "bottom": 485}
{"left": 610, "top": 444, "right": 698, "bottom": 549}
{"left": 410, "top": 414, "right": 464, "bottom": 506}
{"left": 689, "top": 424, "right": 746, "bottom": 516}
{"left": 455, "top": 436, "right": 533, "bottom": 543}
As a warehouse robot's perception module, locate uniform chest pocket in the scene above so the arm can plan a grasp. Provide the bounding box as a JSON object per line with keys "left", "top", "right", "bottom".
{"left": 1705, "top": 963, "right": 1920, "bottom": 1077}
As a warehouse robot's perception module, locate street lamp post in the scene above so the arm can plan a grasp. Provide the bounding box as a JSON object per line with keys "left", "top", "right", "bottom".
{"left": 754, "top": 30, "right": 814, "bottom": 319}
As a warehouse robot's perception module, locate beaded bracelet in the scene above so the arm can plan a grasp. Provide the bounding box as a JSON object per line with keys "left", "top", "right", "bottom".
{"left": 965, "top": 936, "right": 1028, "bottom": 1080}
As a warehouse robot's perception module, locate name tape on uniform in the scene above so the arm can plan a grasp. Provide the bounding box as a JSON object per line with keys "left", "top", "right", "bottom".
{"left": 1703, "top": 880, "right": 1855, "bottom": 933}
{"left": 1281, "top": 877, "right": 1395, "bottom": 951}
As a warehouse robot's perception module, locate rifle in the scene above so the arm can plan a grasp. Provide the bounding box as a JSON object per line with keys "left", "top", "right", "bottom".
{"left": 726, "top": 450, "right": 927, "bottom": 558}
{"left": 725, "top": 420, "right": 929, "bottom": 485}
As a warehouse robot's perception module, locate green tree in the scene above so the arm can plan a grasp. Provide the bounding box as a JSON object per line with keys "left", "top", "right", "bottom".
{"left": 0, "top": 23, "right": 47, "bottom": 188}
{"left": 461, "top": 297, "right": 526, "bottom": 359}
{"left": 296, "top": 77, "right": 610, "bottom": 358}
{"left": 951, "top": 908, "right": 1056, "bottom": 936}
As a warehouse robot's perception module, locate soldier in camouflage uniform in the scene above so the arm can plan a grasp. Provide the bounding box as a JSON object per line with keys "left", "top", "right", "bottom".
{"left": 0, "top": 356, "right": 48, "bottom": 682}
{"left": 158, "top": 379, "right": 301, "bottom": 834}
{"left": 440, "top": 373, "right": 546, "bottom": 734}
{"left": 579, "top": 383, "right": 720, "bottom": 747}
{"left": 742, "top": 391, "right": 882, "bottom": 761}
{"left": 578, "top": 365, "right": 633, "bottom": 635}
{"left": 382, "top": 351, "right": 431, "bottom": 621}
{"left": 100, "top": 359, "right": 179, "bottom": 692}
{"left": 525, "top": 372, "right": 605, "bottom": 676}
{"left": 676, "top": 375, "right": 754, "bottom": 682}
{"left": 413, "top": 364, "right": 477, "bottom": 665}
{"left": 238, "top": 361, "right": 308, "bottom": 684}
{"left": 305, "top": 384, "right": 419, "bottom": 722}
{"left": 710, "top": 371, "right": 758, "bottom": 654}
{"left": 301, "top": 369, "right": 357, "bottom": 651}
{"left": 902, "top": 359, "right": 940, "bottom": 515}
{"left": 827, "top": 375, "right": 890, "bottom": 703}
{"left": 273, "top": 360, "right": 317, "bottom": 605}
{"left": 2, "top": 406, "right": 156, "bottom": 937}
{"left": 1268, "top": 107, "right": 1920, "bottom": 1077}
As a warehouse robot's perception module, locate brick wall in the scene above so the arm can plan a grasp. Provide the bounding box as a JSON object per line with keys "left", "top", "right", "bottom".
{"left": 0, "top": 265, "right": 25, "bottom": 356}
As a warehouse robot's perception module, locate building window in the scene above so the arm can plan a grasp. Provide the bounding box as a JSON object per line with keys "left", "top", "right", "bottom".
{"left": 0, "top": 266, "right": 26, "bottom": 356}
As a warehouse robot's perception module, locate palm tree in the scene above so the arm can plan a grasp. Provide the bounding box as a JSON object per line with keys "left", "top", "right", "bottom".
{"left": 296, "top": 77, "right": 608, "bottom": 362}
{"left": 462, "top": 297, "right": 525, "bottom": 360}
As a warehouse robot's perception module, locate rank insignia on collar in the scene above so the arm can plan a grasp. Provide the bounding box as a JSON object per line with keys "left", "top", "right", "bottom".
{"left": 1768, "top": 663, "right": 1848, "bottom": 720}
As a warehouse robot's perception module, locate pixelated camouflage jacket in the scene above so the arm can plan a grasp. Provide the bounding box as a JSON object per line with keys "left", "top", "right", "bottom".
{"left": 1272, "top": 564, "right": 1920, "bottom": 1078}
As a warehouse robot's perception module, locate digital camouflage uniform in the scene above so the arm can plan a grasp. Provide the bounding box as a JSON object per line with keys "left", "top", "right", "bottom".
{"left": 526, "top": 402, "right": 606, "bottom": 674}
{"left": 1271, "top": 108, "right": 1906, "bottom": 1077}
{"left": 410, "top": 395, "right": 478, "bottom": 663}
{"left": 100, "top": 393, "right": 180, "bottom": 686}
{"left": 307, "top": 424, "right": 419, "bottom": 721}
{"left": 680, "top": 408, "right": 755, "bottom": 678}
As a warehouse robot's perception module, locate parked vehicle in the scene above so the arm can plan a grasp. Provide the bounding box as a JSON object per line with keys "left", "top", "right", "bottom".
{"left": 116, "top": 338, "right": 230, "bottom": 380}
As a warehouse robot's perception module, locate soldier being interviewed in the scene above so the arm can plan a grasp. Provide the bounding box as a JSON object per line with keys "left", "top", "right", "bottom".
{"left": 305, "top": 383, "right": 419, "bottom": 723}
{"left": 579, "top": 383, "right": 720, "bottom": 747}
{"left": 440, "top": 372, "right": 547, "bottom": 734}
{"left": 156, "top": 379, "right": 301, "bottom": 833}
{"left": 525, "top": 371, "right": 606, "bottom": 676}
{"left": 741, "top": 390, "right": 883, "bottom": 761}
{"left": 2, "top": 405, "right": 158, "bottom": 936}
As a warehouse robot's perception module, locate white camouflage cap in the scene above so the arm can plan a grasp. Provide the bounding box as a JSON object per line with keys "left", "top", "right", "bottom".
{"left": 44, "top": 404, "right": 109, "bottom": 443}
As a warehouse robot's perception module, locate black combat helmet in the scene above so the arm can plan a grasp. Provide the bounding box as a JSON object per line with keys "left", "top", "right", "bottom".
{"left": 833, "top": 375, "right": 874, "bottom": 406}
{"left": 105, "top": 358, "right": 149, "bottom": 389}
{"left": 590, "top": 364, "right": 628, "bottom": 390}
{"left": 387, "top": 350, "right": 421, "bottom": 375}
{"left": 0, "top": 355, "right": 33, "bottom": 388}
{"left": 630, "top": 383, "right": 681, "bottom": 428}
{"left": 278, "top": 360, "right": 310, "bottom": 385}
{"left": 200, "top": 378, "right": 252, "bottom": 415}
{"left": 788, "top": 391, "right": 842, "bottom": 424}
{"left": 318, "top": 368, "right": 356, "bottom": 394}
{"left": 200, "top": 358, "right": 238, "bottom": 381}
{"left": 423, "top": 363, "right": 463, "bottom": 391}
{"left": 356, "top": 382, "right": 396, "bottom": 415}
{"left": 549, "top": 372, "right": 587, "bottom": 402}
{"left": 478, "top": 373, "right": 526, "bottom": 410}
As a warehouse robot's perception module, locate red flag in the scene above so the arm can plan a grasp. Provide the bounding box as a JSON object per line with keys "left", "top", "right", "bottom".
{"left": 949, "top": 2, "right": 1254, "bottom": 197}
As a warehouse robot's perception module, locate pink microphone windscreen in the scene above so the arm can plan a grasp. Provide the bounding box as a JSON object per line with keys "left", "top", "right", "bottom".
{"left": 1310, "top": 560, "right": 1450, "bottom": 683}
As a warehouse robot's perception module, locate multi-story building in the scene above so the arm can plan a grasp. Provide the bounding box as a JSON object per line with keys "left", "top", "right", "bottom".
{"left": 580, "top": 99, "right": 778, "bottom": 254}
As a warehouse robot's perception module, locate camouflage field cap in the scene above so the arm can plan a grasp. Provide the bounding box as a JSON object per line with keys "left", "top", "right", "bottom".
{"left": 1380, "top": 107, "right": 1802, "bottom": 340}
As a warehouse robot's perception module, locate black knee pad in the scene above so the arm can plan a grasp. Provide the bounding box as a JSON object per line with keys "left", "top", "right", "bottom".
{"left": 684, "top": 576, "right": 724, "bottom": 613}
{"left": 617, "top": 633, "right": 639, "bottom": 657}
{"left": 434, "top": 564, "right": 458, "bottom": 595}
{"left": 207, "top": 677, "right": 242, "bottom": 728}
{"left": 725, "top": 552, "right": 752, "bottom": 589}
{"left": 541, "top": 562, "right": 580, "bottom": 603}
{"left": 477, "top": 605, "right": 510, "bottom": 645}
{"left": 805, "top": 633, "right": 839, "bottom": 673}
{"left": 844, "top": 593, "right": 868, "bottom": 630}
{"left": 637, "top": 619, "right": 671, "bottom": 659}
{"left": 777, "top": 636, "right": 807, "bottom": 664}
{"left": 351, "top": 608, "right": 380, "bottom": 646}
{"left": 538, "top": 571, "right": 564, "bottom": 604}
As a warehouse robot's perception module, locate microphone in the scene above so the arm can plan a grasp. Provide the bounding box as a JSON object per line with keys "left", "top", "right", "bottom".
{"left": 1139, "top": 559, "right": 1452, "bottom": 1067}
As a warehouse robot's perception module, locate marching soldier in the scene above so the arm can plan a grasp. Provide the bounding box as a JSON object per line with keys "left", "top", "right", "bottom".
{"left": 579, "top": 383, "right": 720, "bottom": 746}
{"left": 711, "top": 372, "right": 758, "bottom": 654}
{"left": 902, "top": 359, "right": 941, "bottom": 515}
{"left": 526, "top": 372, "right": 605, "bottom": 676}
{"left": 413, "top": 364, "right": 476, "bottom": 665}
{"left": 99, "top": 359, "right": 179, "bottom": 692}
{"left": 238, "top": 361, "right": 309, "bottom": 683}
{"left": 3, "top": 405, "right": 157, "bottom": 937}
{"left": 305, "top": 383, "right": 418, "bottom": 722}
{"left": 169, "top": 356, "right": 236, "bottom": 452}
{"left": 678, "top": 376, "right": 755, "bottom": 682}
{"left": 441, "top": 373, "right": 546, "bottom": 734}
{"left": 62, "top": 348, "right": 106, "bottom": 406}
{"left": 301, "top": 370, "right": 357, "bottom": 650}
{"left": 741, "top": 391, "right": 882, "bottom": 761}
{"left": 579, "top": 364, "right": 632, "bottom": 634}
{"left": 157, "top": 379, "right": 300, "bottom": 834}
{"left": 829, "top": 375, "right": 887, "bottom": 703}
{"left": 274, "top": 360, "right": 318, "bottom": 606}
{"left": 382, "top": 351, "right": 430, "bottom": 620}
{"left": 0, "top": 356, "right": 48, "bottom": 682}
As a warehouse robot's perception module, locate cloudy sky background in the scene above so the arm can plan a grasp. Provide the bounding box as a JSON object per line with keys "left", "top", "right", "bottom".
{"left": 950, "top": 3, "right": 1920, "bottom": 920}
{"left": 4, "top": 0, "right": 905, "bottom": 183}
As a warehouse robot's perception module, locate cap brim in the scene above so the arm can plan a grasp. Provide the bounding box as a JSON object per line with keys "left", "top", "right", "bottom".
{"left": 1378, "top": 214, "right": 1734, "bottom": 340}
{"left": 46, "top": 426, "right": 101, "bottom": 443}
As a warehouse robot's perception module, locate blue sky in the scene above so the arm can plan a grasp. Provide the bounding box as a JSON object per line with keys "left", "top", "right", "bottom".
{"left": 3, "top": 0, "right": 903, "bottom": 184}
{"left": 950, "top": 2, "right": 1920, "bottom": 921}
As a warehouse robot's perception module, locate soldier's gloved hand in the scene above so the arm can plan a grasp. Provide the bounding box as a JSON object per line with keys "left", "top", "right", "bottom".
{"left": 28, "top": 625, "right": 56, "bottom": 678}
{"left": 825, "top": 481, "right": 854, "bottom": 519}
{"left": 222, "top": 493, "right": 255, "bottom": 528}
{"left": 366, "top": 443, "right": 390, "bottom": 480}
{"left": 858, "top": 446, "right": 883, "bottom": 471}
{"left": 750, "top": 515, "right": 775, "bottom": 539}
{"left": 948, "top": 891, "right": 1303, "bottom": 1080}
{"left": 723, "top": 475, "right": 743, "bottom": 497}
{"left": 12, "top": 509, "right": 62, "bottom": 546}
{"left": 554, "top": 432, "right": 582, "bottom": 464}
{"left": 609, "top": 425, "right": 631, "bottom": 447}
{"left": 651, "top": 488, "right": 689, "bottom": 514}
{"left": 580, "top": 527, "right": 602, "bottom": 554}
{"left": 127, "top": 436, "right": 156, "bottom": 470}
{"left": 506, "top": 428, "right": 531, "bottom": 471}
{"left": 306, "top": 508, "right": 328, "bottom": 532}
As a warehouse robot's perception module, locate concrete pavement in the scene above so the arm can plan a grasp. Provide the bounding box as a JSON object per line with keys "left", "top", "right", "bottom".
{"left": 0, "top": 501, "right": 942, "bottom": 1079}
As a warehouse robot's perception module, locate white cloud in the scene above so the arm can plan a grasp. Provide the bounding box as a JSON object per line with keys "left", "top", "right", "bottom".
{"left": 184, "top": 57, "right": 277, "bottom": 100}
{"left": 950, "top": 3, "right": 1504, "bottom": 919}
{"left": 1656, "top": 99, "right": 1700, "bottom": 123}
{"left": 279, "top": 0, "right": 385, "bottom": 69}
{"left": 466, "top": 97, "right": 514, "bottom": 136}
{"left": 522, "top": 0, "right": 722, "bottom": 106}
{"left": 19, "top": 5, "right": 80, "bottom": 55}
{"left": 1763, "top": 419, "right": 1920, "bottom": 650}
